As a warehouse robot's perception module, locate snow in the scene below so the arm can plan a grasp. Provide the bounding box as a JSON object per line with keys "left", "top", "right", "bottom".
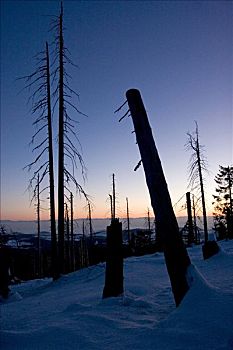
{"left": 1, "top": 241, "right": 233, "bottom": 349}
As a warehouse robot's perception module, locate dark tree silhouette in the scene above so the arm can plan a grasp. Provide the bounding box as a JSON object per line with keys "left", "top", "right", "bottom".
{"left": 186, "top": 192, "right": 194, "bottom": 245}
{"left": 186, "top": 122, "right": 209, "bottom": 244}
{"left": 213, "top": 165, "right": 233, "bottom": 239}
{"left": 51, "top": 2, "right": 88, "bottom": 274}
{"left": 103, "top": 175, "right": 124, "bottom": 299}
{"left": 126, "top": 197, "right": 130, "bottom": 245}
{"left": 119, "top": 89, "right": 191, "bottom": 306}
{"left": 22, "top": 42, "right": 58, "bottom": 279}
{"left": 36, "top": 174, "right": 41, "bottom": 277}
{"left": 70, "top": 192, "right": 75, "bottom": 271}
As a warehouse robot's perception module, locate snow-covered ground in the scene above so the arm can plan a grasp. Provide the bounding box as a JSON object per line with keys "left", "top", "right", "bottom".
{"left": 1, "top": 241, "right": 233, "bottom": 350}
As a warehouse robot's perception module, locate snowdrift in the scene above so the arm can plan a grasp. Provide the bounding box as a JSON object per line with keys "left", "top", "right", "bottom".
{"left": 1, "top": 241, "right": 233, "bottom": 350}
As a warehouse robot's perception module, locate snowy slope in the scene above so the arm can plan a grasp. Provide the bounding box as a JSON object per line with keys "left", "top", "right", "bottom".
{"left": 1, "top": 241, "right": 233, "bottom": 350}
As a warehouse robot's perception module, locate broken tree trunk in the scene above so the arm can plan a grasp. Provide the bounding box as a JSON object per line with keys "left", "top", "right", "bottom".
{"left": 103, "top": 218, "right": 124, "bottom": 298}
{"left": 126, "top": 88, "right": 191, "bottom": 306}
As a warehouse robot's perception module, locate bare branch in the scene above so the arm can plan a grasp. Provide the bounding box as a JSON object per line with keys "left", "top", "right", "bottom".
{"left": 114, "top": 100, "right": 127, "bottom": 114}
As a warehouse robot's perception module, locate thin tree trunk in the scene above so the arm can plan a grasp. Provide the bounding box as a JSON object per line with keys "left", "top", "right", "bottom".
{"left": 88, "top": 203, "right": 93, "bottom": 241}
{"left": 58, "top": 3, "right": 65, "bottom": 274}
{"left": 112, "top": 174, "right": 116, "bottom": 219}
{"left": 192, "top": 194, "right": 198, "bottom": 244}
{"left": 109, "top": 194, "right": 113, "bottom": 219}
{"left": 196, "top": 137, "right": 208, "bottom": 243}
{"left": 46, "top": 42, "right": 58, "bottom": 279}
{"left": 70, "top": 192, "right": 74, "bottom": 272}
{"left": 65, "top": 203, "right": 70, "bottom": 272}
{"left": 126, "top": 197, "right": 130, "bottom": 245}
{"left": 227, "top": 167, "right": 233, "bottom": 237}
{"left": 37, "top": 174, "right": 41, "bottom": 278}
{"left": 126, "top": 89, "right": 191, "bottom": 306}
{"left": 186, "top": 192, "right": 194, "bottom": 245}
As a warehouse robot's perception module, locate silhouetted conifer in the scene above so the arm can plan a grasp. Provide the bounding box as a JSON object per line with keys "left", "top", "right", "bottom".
{"left": 213, "top": 165, "right": 233, "bottom": 239}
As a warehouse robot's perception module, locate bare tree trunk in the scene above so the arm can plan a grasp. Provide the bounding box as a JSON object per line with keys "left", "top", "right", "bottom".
{"left": 58, "top": 3, "right": 65, "bottom": 274}
{"left": 70, "top": 192, "right": 74, "bottom": 272}
{"left": 227, "top": 167, "right": 233, "bottom": 237}
{"left": 196, "top": 136, "right": 208, "bottom": 243}
{"left": 112, "top": 174, "right": 116, "bottom": 219}
{"left": 88, "top": 203, "right": 93, "bottom": 241}
{"left": 109, "top": 194, "right": 113, "bottom": 219}
{"left": 46, "top": 42, "right": 58, "bottom": 279}
{"left": 126, "top": 89, "right": 190, "bottom": 306}
{"left": 186, "top": 192, "right": 194, "bottom": 246}
{"left": 192, "top": 195, "right": 198, "bottom": 244}
{"left": 126, "top": 197, "right": 130, "bottom": 245}
{"left": 37, "top": 174, "right": 41, "bottom": 278}
{"left": 65, "top": 203, "right": 71, "bottom": 272}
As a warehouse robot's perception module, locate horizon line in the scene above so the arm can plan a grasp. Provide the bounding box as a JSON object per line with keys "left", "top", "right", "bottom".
{"left": 1, "top": 215, "right": 214, "bottom": 222}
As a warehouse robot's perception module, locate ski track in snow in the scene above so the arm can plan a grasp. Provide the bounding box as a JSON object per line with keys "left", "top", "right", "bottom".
{"left": 1, "top": 241, "right": 233, "bottom": 349}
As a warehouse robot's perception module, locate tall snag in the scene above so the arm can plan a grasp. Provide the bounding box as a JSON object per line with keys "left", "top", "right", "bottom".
{"left": 186, "top": 122, "right": 208, "bottom": 244}
{"left": 22, "top": 42, "right": 58, "bottom": 279}
{"left": 52, "top": 2, "right": 88, "bottom": 274}
{"left": 57, "top": 2, "right": 65, "bottom": 274}
{"left": 46, "top": 42, "right": 58, "bottom": 279}
{"left": 125, "top": 89, "right": 191, "bottom": 306}
{"left": 186, "top": 122, "right": 219, "bottom": 259}
{"left": 36, "top": 174, "right": 41, "bottom": 277}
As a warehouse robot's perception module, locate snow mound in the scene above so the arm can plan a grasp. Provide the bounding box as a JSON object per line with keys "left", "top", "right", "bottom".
{"left": 1, "top": 242, "right": 233, "bottom": 349}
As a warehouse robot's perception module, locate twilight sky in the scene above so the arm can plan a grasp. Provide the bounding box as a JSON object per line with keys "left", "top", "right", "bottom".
{"left": 1, "top": 0, "right": 232, "bottom": 222}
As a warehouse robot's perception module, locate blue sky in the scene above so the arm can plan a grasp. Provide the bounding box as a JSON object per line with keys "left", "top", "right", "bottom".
{"left": 1, "top": 0, "right": 232, "bottom": 221}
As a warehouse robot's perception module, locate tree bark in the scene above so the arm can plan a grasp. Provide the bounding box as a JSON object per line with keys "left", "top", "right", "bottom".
{"left": 126, "top": 89, "right": 191, "bottom": 306}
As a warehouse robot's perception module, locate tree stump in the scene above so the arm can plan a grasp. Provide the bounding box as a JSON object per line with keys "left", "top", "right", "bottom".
{"left": 103, "top": 219, "right": 124, "bottom": 298}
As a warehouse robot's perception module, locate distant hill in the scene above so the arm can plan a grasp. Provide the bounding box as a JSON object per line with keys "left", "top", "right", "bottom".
{"left": 1, "top": 216, "right": 214, "bottom": 235}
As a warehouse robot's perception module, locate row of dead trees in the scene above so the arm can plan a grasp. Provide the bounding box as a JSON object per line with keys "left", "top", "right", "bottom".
{"left": 103, "top": 89, "right": 220, "bottom": 306}
{"left": 21, "top": 2, "right": 220, "bottom": 306}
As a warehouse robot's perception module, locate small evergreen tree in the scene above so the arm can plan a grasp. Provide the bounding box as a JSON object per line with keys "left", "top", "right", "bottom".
{"left": 213, "top": 165, "right": 233, "bottom": 239}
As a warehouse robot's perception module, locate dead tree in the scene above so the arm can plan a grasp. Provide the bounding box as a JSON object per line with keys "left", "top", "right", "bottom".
{"left": 88, "top": 203, "right": 93, "bottom": 241}
{"left": 186, "top": 192, "right": 194, "bottom": 246}
{"left": 65, "top": 203, "right": 71, "bottom": 272}
{"left": 124, "top": 89, "right": 191, "bottom": 306}
{"left": 21, "top": 42, "right": 58, "bottom": 280}
{"left": 186, "top": 122, "right": 208, "bottom": 244}
{"left": 103, "top": 175, "right": 124, "bottom": 298}
{"left": 126, "top": 197, "right": 130, "bottom": 245}
{"left": 51, "top": 2, "right": 88, "bottom": 274}
{"left": 36, "top": 174, "right": 41, "bottom": 277}
{"left": 70, "top": 192, "right": 75, "bottom": 271}
{"left": 45, "top": 42, "right": 58, "bottom": 279}
{"left": 186, "top": 122, "right": 219, "bottom": 258}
